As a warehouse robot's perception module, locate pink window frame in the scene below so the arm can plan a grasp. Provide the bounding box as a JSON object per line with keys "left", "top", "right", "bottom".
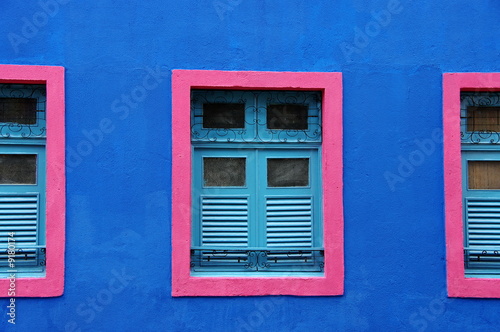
{"left": 444, "top": 72, "right": 500, "bottom": 298}
{"left": 171, "top": 70, "right": 343, "bottom": 296}
{"left": 0, "top": 64, "right": 65, "bottom": 297}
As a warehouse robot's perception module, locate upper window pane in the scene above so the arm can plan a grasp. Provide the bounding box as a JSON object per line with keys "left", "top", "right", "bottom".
{"left": 468, "top": 161, "right": 500, "bottom": 189}
{"left": 0, "top": 154, "right": 36, "bottom": 184}
{"left": 466, "top": 107, "right": 500, "bottom": 132}
{"left": 267, "top": 158, "right": 309, "bottom": 187}
{"left": 0, "top": 98, "right": 37, "bottom": 125}
{"left": 203, "top": 103, "right": 245, "bottom": 129}
{"left": 267, "top": 104, "right": 308, "bottom": 130}
{"left": 204, "top": 157, "right": 246, "bottom": 187}
{"left": 0, "top": 84, "right": 46, "bottom": 139}
{"left": 191, "top": 90, "right": 321, "bottom": 143}
{"left": 461, "top": 92, "right": 500, "bottom": 144}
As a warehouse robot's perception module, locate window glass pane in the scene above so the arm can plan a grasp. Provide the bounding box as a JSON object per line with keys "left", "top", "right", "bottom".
{"left": 267, "top": 104, "right": 308, "bottom": 130}
{"left": 204, "top": 157, "right": 245, "bottom": 187}
{"left": 467, "top": 107, "right": 500, "bottom": 132}
{"left": 268, "top": 158, "right": 309, "bottom": 187}
{"left": 0, "top": 98, "right": 37, "bottom": 125}
{"left": 203, "top": 103, "right": 245, "bottom": 129}
{"left": 469, "top": 161, "right": 500, "bottom": 189}
{"left": 0, "top": 154, "right": 37, "bottom": 184}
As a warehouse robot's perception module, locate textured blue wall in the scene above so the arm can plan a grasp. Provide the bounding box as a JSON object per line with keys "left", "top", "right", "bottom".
{"left": 1, "top": 0, "right": 500, "bottom": 331}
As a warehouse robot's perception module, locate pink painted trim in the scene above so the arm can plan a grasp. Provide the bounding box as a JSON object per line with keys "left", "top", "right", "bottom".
{"left": 0, "top": 65, "right": 65, "bottom": 297}
{"left": 171, "top": 70, "right": 343, "bottom": 296}
{"left": 444, "top": 72, "right": 500, "bottom": 298}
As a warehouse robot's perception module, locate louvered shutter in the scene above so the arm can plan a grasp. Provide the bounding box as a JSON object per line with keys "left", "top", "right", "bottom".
{"left": 0, "top": 193, "right": 44, "bottom": 269}
{"left": 264, "top": 196, "right": 323, "bottom": 271}
{"left": 0, "top": 146, "right": 46, "bottom": 276}
{"left": 201, "top": 197, "right": 248, "bottom": 247}
{"left": 191, "top": 147, "right": 253, "bottom": 272}
{"left": 266, "top": 197, "right": 313, "bottom": 248}
{"left": 190, "top": 196, "right": 251, "bottom": 271}
{"left": 190, "top": 90, "right": 323, "bottom": 275}
{"left": 465, "top": 198, "right": 500, "bottom": 275}
{"left": 0, "top": 194, "right": 39, "bottom": 245}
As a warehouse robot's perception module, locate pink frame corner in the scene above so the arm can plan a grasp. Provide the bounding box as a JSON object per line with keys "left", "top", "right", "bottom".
{"left": 0, "top": 64, "right": 65, "bottom": 297}
{"left": 444, "top": 72, "right": 500, "bottom": 298}
{"left": 171, "top": 70, "right": 343, "bottom": 296}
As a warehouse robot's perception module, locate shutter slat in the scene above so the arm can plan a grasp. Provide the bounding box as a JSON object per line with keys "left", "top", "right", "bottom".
{"left": 268, "top": 222, "right": 312, "bottom": 227}
{"left": 0, "top": 209, "right": 37, "bottom": 214}
{"left": 203, "top": 211, "right": 247, "bottom": 216}
{"left": 470, "top": 231, "right": 500, "bottom": 236}
{"left": 0, "top": 196, "right": 37, "bottom": 202}
{"left": 203, "top": 198, "right": 247, "bottom": 204}
{"left": 202, "top": 205, "right": 248, "bottom": 211}
{"left": 267, "top": 227, "right": 312, "bottom": 232}
{"left": 468, "top": 221, "right": 500, "bottom": 225}
{"left": 267, "top": 216, "right": 312, "bottom": 221}
{"left": 201, "top": 222, "right": 247, "bottom": 227}
{"left": 0, "top": 215, "right": 37, "bottom": 220}
{"left": 199, "top": 214, "right": 247, "bottom": 221}
{"left": 267, "top": 199, "right": 311, "bottom": 205}
{"left": 203, "top": 232, "right": 249, "bottom": 237}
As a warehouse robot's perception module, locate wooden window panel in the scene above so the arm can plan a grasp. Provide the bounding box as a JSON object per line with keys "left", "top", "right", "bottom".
{"left": 468, "top": 161, "right": 500, "bottom": 189}
{"left": 467, "top": 107, "right": 500, "bottom": 132}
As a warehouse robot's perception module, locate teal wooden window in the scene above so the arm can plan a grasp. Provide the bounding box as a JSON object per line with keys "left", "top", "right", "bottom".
{"left": 190, "top": 90, "right": 323, "bottom": 275}
{"left": 0, "top": 84, "right": 47, "bottom": 277}
{"left": 461, "top": 91, "right": 500, "bottom": 277}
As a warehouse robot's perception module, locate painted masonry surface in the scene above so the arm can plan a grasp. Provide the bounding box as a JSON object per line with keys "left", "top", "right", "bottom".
{"left": 1, "top": 0, "right": 500, "bottom": 331}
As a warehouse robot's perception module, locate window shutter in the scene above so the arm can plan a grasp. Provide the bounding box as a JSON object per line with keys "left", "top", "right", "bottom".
{"left": 0, "top": 194, "right": 39, "bottom": 245}
{"left": 266, "top": 197, "right": 313, "bottom": 248}
{"left": 201, "top": 197, "right": 249, "bottom": 247}
{"left": 465, "top": 198, "right": 500, "bottom": 276}
{"left": 0, "top": 193, "right": 45, "bottom": 271}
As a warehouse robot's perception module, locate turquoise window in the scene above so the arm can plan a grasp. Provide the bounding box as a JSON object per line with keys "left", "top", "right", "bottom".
{"left": 0, "top": 84, "right": 47, "bottom": 277}
{"left": 461, "top": 92, "right": 500, "bottom": 277}
{"left": 190, "top": 90, "right": 323, "bottom": 275}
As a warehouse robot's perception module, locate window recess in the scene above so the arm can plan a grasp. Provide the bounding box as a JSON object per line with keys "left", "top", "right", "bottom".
{"left": 0, "top": 84, "right": 47, "bottom": 278}
{"left": 461, "top": 92, "right": 500, "bottom": 144}
{"left": 461, "top": 91, "right": 500, "bottom": 278}
{"left": 190, "top": 90, "right": 323, "bottom": 275}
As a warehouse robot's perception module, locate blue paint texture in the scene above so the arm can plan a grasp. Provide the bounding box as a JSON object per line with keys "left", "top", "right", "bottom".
{"left": 1, "top": 0, "right": 500, "bottom": 331}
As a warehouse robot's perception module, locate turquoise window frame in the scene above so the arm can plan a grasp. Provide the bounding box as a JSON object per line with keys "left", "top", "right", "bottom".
{"left": 460, "top": 90, "right": 500, "bottom": 278}
{"left": 0, "top": 83, "right": 48, "bottom": 278}
{"left": 190, "top": 90, "right": 323, "bottom": 276}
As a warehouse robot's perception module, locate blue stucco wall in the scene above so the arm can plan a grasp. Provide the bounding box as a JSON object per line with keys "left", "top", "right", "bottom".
{"left": 1, "top": 0, "right": 500, "bottom": 331}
